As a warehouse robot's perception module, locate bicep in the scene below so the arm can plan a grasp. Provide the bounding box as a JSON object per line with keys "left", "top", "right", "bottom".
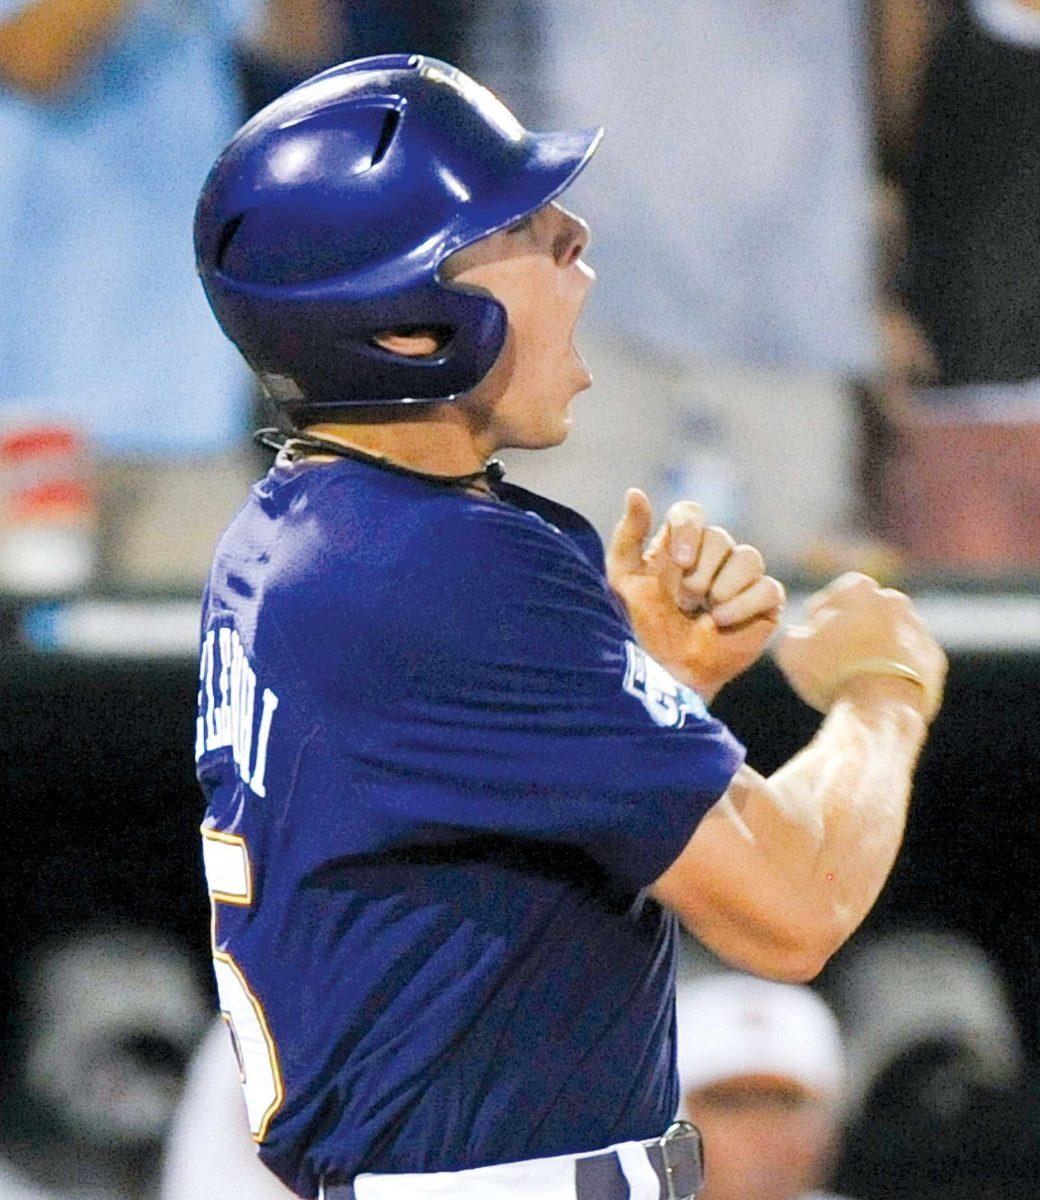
{"left": 648, "top": 764, "right": 830, "bottom": 982}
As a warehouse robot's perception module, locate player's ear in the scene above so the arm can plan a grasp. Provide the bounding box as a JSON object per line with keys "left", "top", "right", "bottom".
{"left": 371, "top": 327, "right": 449, "bottom": 358}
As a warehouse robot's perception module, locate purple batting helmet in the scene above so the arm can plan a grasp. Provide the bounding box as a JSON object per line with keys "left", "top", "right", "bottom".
{"left": 194, "top": 54, "right": 602, "bottom": 412}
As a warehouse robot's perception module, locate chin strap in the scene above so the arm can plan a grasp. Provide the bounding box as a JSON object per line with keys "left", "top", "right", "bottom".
{"left": 253, "top": 427, "right": 505, "bottom": 492}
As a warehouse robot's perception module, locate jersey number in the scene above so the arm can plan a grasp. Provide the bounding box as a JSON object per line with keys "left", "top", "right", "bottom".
{"left": 201, "top": 826, "right": 284, "bottom": 1141}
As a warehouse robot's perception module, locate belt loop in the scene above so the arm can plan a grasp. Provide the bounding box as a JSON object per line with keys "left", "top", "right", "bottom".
{"left": 658, "top": 1121, "right": 702, "bottom": 1200}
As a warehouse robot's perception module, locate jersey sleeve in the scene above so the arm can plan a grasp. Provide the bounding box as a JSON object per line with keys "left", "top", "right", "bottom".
{"left": 312, "top": 500, "right": 746, "bottom": 896}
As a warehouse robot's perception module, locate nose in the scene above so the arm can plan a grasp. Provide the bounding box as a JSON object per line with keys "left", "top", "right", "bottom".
{"left": 553, "top": 206, "right": 591, "bottom": 267}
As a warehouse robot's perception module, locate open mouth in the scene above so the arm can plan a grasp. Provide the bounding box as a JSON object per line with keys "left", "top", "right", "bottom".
{"left": 569, "top": 336, "right": 592, "bottom": 385}
{"left": 567, "top": 301, "right": 592, "bottom": 377}
{"left": 566, "top": 288, "right": 588, "bottom": 349}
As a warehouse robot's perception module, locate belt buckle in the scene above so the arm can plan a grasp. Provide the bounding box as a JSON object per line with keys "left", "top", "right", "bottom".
{"left": 658, "top": 1120, "right": 703, "bottom": 1200}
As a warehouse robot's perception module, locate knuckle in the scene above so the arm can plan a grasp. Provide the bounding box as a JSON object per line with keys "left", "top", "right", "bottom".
{"left": 829, "top": 571, "right": 878, "bottom": 601}
{"left": 765, "top": 576, "right": 786, "bottom": 605}
{"left": 734, "top": 543, "right": 765, "bottom": 571}
{"left": 836, "top": 581, "right": 880, "bottom": 609}
{"left": 705, "top": 524, "right": 736, "bottom": 550}
{"left": 810, "top": 607, "right": 840, "bottom": 630}
{"left": 878, "top": 587, "right": 911, "bottom": 604}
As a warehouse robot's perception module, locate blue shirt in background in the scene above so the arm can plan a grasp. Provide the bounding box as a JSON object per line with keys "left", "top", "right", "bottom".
{"left": 0, "top": 0, "right": 252, "bottom": 455}
{"left": 195, "top": 457, "right": 745, "bottom": 1196}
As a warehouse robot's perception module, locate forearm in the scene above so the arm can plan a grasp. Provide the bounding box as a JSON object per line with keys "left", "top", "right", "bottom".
{"left": 650, "top": 676, "right": 930, "bottom": 980}
{"left": 654, "top": 573, "right": 945, "bottom": 980}
{"left": 755, "top": 677, "right": 927, "bottom": 948}
{"left": 0, "top": 0, "right": 132, "bottom": 96}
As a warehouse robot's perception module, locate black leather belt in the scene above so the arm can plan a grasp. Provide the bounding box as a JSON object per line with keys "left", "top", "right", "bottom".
{"left": 320, "top": 1121, "right": 703, "bottom": 1200}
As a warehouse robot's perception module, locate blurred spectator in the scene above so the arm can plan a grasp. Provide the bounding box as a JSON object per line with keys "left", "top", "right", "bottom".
{"left": 900, "top": 0, "right": 1040, "bottom": 387}
{"left": 240, "top": 3, "right": 543, "bottom": 148}
{"left": 0, "top": 924, "right": 208, "bottom": 1199}
{"left": 835, "top": 1038, "right": 1040, "bottom": 1199}
{"left": 502, "top": 0, "right": 922, "bottom": 569}
{"left": 675, "top": 973, "right": 850, "bottom": 1200}
{"left": 161, "top": 1019, "right": 294, "bottom": 1200}
{"left": 0, "top": 0, "right": 337, "bottom": 590}
{"left": 876, "top": 0, "right": 1040, "bottom": 570}
{"left": 828, "top": 930, "right": 1024, "bottom": 1117}
{"left": 460, "top": 0, "right": 546, "bottom": 122}
{"left": 826, "top": 931, "right": 1037, "bottom": 1199}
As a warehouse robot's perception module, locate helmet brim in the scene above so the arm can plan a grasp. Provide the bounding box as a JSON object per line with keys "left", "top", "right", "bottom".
{"left": 445, "top": 125, "right": 604, "bottom": 264}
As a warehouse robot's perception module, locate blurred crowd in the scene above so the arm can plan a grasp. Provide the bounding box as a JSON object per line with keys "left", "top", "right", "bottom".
{"left": 1, "top": 0, "right": 1040, "bottom": 595}
{"left": 0, "top": 922, "right": 1037, "bottom": 1199}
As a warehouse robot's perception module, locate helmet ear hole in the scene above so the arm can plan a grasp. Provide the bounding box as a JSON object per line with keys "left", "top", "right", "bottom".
{"left": 369, "top": 325, "right": 454, "bottom": 359}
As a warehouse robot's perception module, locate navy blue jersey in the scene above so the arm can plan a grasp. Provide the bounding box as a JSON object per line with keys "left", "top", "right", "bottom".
{"left": 195, "top": 455, "right": 745, "bottom": 1197}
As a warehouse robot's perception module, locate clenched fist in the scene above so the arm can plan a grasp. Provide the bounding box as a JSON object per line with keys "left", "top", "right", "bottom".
{"left": 775, "top": 572, "right": 947, "bottom": 722}
{"left": 607, "top": 489, "right": 785, "bottom": 701}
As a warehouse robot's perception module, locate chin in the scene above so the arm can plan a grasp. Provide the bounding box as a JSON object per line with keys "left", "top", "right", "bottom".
{"left": 511, "top": 420, "right": 571, "bottom": 451}
{"left": 500, "top": 398, "right": 572, "bottom": 449}
{"left": 539, "top": 401, "right": 576, "bottom": 448}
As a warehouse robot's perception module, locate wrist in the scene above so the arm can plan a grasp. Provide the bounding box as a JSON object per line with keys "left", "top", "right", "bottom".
{"left": 823, "top": 653, "right": 940, "bottom": 722}
{"left": 833, "top": 673, "right": 930, "bottom": 732}
{"left": 689, "top": 677, "right": 721, "bottom": 705}
{"left": 665, "top": 661, "right": 720, "bottom": 705}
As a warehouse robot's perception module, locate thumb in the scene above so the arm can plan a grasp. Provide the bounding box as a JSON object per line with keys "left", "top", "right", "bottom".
{"left": 608, "top": 488, "right": 652, "bottom": 575}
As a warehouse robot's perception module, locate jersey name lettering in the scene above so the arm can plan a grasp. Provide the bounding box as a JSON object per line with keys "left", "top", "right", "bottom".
{"left": 196, "top": 624, "right": 280, "bottom": 797}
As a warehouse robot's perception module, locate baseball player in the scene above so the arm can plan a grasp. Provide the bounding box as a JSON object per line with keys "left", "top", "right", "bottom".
{"left": 192, "top": 55, "right": 946, "bottom": 1200}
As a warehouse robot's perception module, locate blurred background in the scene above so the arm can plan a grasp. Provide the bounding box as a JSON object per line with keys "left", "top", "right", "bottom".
{"left": 2, "top": 1, "right": 1040, "bottom": 1197}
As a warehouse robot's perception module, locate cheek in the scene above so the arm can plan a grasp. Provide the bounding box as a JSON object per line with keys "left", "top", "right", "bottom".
{"left": 504, "top": 264, "right": 570, "bottom": 358}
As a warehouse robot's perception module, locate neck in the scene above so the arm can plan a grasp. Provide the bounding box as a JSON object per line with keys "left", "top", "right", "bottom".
{"left": 305, "top": 405, "right": 492, "bottom": 476}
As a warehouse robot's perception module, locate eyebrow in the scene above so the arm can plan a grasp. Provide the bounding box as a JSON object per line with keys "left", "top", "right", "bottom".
{"left": 506, "top": 213, "right": 535, "bottom": 235}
